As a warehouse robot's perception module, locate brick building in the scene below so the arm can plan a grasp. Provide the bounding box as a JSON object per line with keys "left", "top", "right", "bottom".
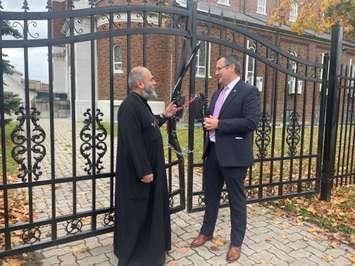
{"left": 51, "top": 0, "right": 355, "bottom": 123}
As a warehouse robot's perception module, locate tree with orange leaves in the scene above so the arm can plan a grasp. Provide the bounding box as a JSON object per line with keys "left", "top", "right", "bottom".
{"left": 270, "top": 0, "right": 355, "bottom": 38}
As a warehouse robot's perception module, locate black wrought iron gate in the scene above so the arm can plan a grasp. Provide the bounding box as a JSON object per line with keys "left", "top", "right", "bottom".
{"left": 0, "top": 0, "right": 353, "bottom": 258}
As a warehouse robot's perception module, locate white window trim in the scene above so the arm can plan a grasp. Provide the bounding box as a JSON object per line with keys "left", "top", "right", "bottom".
{"left": 289, "top": 2, "right": 298, "bottom": 22}
{"left": 288, "top": 50, "right": 301, "bottom": 94}
{"left": 256, "top": 0, "right": 267, "bottom": 15}
{"left": 245, "top": 40, "right": 256, "bottom": 85}
{"left": 319, "top": 53, "right": 326, "bottom": 91}
{"left": 113, "top": 46, "right": 123, "bottom": 74}
{"left": 196, "top": 42, "right": 211, "bottom": 78}
{"left": 349, "top": 58, "right": 355, "bottom": 96}
{"left": 217, "top": 0, "right": 230, "bottom": 6}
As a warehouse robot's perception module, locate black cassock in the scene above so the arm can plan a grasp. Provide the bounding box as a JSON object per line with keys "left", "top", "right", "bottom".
{"left": 114, "top": 91, "right": 171, "bottom": 266}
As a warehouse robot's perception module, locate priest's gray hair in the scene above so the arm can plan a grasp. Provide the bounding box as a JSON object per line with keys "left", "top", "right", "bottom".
{"left": 128, "top": 66, "right": 145, "bottom": 90}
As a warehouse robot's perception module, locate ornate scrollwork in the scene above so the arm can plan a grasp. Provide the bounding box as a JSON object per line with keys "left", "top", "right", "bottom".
{"left": 11, "top": 21, "right": 25, "bottom": 38}
{"left": 66, "top": 218, "right": 83, "bottom": 234}
{"left": 73, "top": 18, "right": 84, "bottom": 34}
{"left": 80, "top": 108, "right": 107, "bottom": 175}
{"left": 11, "top": 107, "right": 46, "bottom": 182}
{"left": 286, "top": 111, "right": 301, "bottom": 157}
{"left": 80, "top": 109, "right": 93, "bottom": 174}
{"left": 255, "top": 113, "right": 272, "bottom": 159}
{"left": 103, "top": 212, "right": 114, "bottom": 226}
{"left": 11, "top": 107, "right": 27, "bottom": 182}
{"left": 28, "top": 21, "right": 40, "bottom": 39}
{"left": 95, "top": 109, "right": 108, "bottom": 173}
{"left": 22, "top": 226, "right": 41, "bottom": 244}
{"left": 30, "top": 108, "right": 46, "bottom": 181}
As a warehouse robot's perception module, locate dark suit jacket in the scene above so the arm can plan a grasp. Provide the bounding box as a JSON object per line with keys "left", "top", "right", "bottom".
{"left": 203, "top": 80, "right": 261, "bottom": 167}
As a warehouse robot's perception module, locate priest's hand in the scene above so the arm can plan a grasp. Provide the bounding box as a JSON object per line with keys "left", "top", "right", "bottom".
{"left": 162, "top": 102, "right": 183, "bottom": 118}
{"left": 141, "top": 173, "right": 154, "bottom": 183}
{"left": 203, "top": 115, "right": 219, "bottom": 130}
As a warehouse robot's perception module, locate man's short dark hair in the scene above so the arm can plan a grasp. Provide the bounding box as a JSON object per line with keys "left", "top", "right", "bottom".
{"left": 218, "top": 55, "right": 241, "bottom": 75}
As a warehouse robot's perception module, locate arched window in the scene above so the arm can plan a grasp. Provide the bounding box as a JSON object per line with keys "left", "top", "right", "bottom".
{"left": 113, "top": 46, "right": 123, "bottom": 73}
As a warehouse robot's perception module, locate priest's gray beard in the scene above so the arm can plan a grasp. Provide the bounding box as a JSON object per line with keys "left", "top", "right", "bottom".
{"left": 142, "top": 87, "right": 158, "bottom": 100}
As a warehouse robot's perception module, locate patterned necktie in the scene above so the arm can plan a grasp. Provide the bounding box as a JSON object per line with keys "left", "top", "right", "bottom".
{"left": 209, "top": 87, "right": 227, "bottom": 139}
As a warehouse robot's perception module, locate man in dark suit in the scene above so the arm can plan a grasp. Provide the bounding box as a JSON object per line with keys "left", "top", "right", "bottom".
{"left": 190, "top": 55, "right": 260, "bottom": 263}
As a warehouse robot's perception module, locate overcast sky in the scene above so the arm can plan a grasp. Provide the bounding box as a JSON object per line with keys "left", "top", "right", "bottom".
{"left": 3, "top": 0, "right": 49, "bottom": 83}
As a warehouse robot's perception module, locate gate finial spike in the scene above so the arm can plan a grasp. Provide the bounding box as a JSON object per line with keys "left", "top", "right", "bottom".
{"left": 46, "top": 0, "right": 53, "bottom": 11}
{"left": 67, "top": 0, "right": 74, "bottom": 9}
{"left": 89, "top": 0, "right": 96, "bottom": 8}
{"left": 22, "top": 0, "right": 29, "bottom": 12}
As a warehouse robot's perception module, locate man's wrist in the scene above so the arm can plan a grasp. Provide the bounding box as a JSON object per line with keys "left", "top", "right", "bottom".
{"left": 160, "top": 113, "right": 168, "bottom": 119}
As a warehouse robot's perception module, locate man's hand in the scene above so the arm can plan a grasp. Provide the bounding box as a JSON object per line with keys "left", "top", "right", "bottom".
{"left": 203, "top": 115, "right": 219, "bottom": 130}
{"left": 162, "top": 102, "right": 183, "bottom": 118}
{"left": 141, "top": 173, "right": 154, "bottom": 183}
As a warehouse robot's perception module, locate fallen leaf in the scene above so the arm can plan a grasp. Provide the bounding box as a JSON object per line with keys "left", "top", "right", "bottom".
{"left": 350, "top": 252, "right": 355, "bottom": 264}
{"left": 175, "top": 247, "right": 189, "bottom": 254}
{"left": 211, "top": 238, "right": 226, "bottom": 247}
{"left": 321, "top": 255, "right": 334, "bottom": 263}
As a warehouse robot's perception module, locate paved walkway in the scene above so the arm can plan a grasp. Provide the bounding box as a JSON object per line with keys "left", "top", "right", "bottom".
{"left": 23, "top": 204, "right": 353, "bottom": 265}
{"left": 3, "top": 119, "right": 354, "bottom": 265}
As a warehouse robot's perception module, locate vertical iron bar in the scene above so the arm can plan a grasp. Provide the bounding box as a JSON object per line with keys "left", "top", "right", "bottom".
{"left": 90, "top": 11, "right": 97, "bottom": 231}
{"left": 23, "top": 19, "right": 34, "bottom": 225}
{"left": 279, "top": 57, "right": 289, "bottom": 196}
{"left": 289, "top": 60, "right": 299, "bottom": 192}
{"left": 307, "top": 66, "right": 317, "bottom": 183}
{"left": 341, "top": 66, "right": 351, "bottom": 185}
{"left": 320, "top": 24, "right": 343, "bottom": 201}
{"left": 269, "top": 53, "right": 279, "bottom": 193}
{"left": 316, "top": 54, "right": 329, "bottom": 192}
{"left": 297, "top": 66, "right": 307, "bottom": 193}
{"left": 143, "top": 10, "right": 147, "bottom": 66}
{"left": 47, "top": 14, "right": 57, "bottom": 240}
{"left": 187, "top": 0, "right": 196, "bottom": 212}
{"left": 345, "top": 66, "right": 354, "bottom": 184}
{"left": 335, "top": 65, "right": 346, "bottom": 186}
{"left": 0, "top": 33, "right": 11, "bottom": 250}
{"left": 257, "top": 44, "right": 265, "bottom": 200}
{"left": 109, "top": 12, "right": 114, "bottom": 209}
{"left": 126, "top": 3, "right": 131, "bottom": 93}
{"left": 69, "top": 13, "right": 77, "bottom": 216}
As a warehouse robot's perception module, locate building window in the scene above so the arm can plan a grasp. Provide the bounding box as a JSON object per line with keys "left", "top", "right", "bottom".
{"left": 217, "top": 0, "right": 230, "bottom": 6}
{"left": 196, "top": 42, "right": 210, "bottom": 78}
{"left": 257, "top": 0, "right": 267, "bottom": 15}
{"left": 289, "top": 2, "right": 298, "bottom": 22}
{"left": 288, "top": 50, "right": 302, "bottom": 94}
{"left": 113, "top": 46, "right": 123, "bottom": 73}
{"left": 245, "top": 40, "right": 256, "bottom": 85}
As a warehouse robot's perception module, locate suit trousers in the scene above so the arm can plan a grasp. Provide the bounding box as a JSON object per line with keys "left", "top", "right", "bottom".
{"left": 200, "top": 142, "right": 248, "bottom": 247}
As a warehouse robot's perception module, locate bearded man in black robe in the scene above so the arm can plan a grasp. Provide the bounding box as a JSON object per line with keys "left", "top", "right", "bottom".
{"left": 114, "top": 66, "right": 179, "bottom": 266}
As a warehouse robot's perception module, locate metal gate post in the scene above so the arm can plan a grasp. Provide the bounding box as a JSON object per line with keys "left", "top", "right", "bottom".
{"left": 320, "top": 24, "right": 343, "bottom": 201}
